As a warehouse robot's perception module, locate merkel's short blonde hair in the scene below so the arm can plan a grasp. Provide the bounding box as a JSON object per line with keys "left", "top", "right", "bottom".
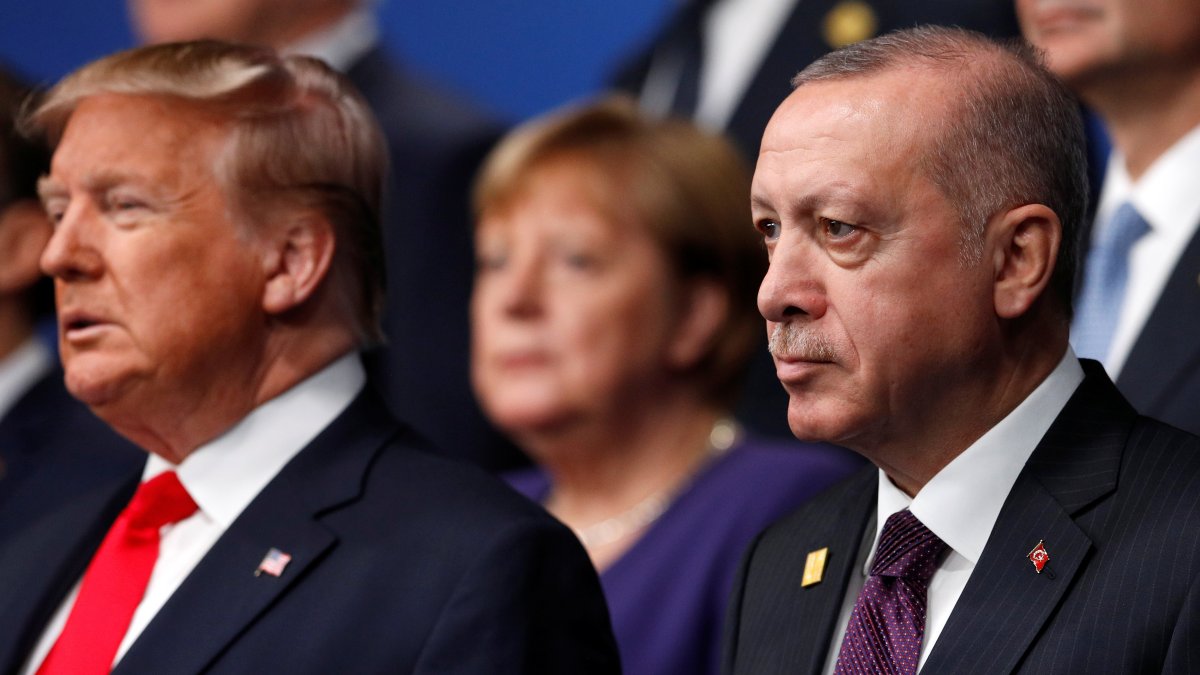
{"left": 474, "top": 96, "right": 764, "bottom": 407}
{"left": 24, "top": 40, "right": 387, "bottom": 344}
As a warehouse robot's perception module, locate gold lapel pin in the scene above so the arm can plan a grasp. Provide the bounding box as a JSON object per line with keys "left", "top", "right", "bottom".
{"left": 802, "top": 547, "right": 829, "bottom": 587}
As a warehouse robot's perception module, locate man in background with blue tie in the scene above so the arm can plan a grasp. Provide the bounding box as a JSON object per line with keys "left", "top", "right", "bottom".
{"left": 722, "top": 26, "right": 1200, "bottom": 674}
{"left": 1018, "top": 0, "right": 1200, "bottom": 436}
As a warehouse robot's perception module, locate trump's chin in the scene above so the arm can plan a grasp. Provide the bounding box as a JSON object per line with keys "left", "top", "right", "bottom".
{"left": 61, "top": 358, "right": 141, "bottom": 415}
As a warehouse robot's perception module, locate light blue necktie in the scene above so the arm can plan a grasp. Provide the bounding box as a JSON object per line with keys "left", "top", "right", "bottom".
{"left": 1071, "top": 202, "right": 1151, "bottom": 364}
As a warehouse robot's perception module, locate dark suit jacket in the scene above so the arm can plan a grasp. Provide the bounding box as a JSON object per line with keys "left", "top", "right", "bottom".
{"left": 613, "top": 0, "right": 1020, "bottom": 442}
{"left": 0, "top": 389, "right": 619, "bottom": 674}
{"left": 724, "top": 360, "right": 1200, "bottom": 673}
{"left": 1114, "top": 224, "right": 1200, "bottom": 436}
{"left": 347, "top": 47, "right": 526, "bottom": 471}
{"left": 613, "top": 0, "right": 1019, "bottom": 163}
{"left": 0, "top": 365, "right": 142, "bottom": 544}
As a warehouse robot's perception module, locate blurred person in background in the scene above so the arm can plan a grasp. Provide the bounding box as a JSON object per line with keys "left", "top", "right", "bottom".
{"left": 127, "top": 0, "right": 522, "bottom": 469}
{"left": 470, "top": 96, "right": 862, "bottom": 675}
{"left": 0, "top": 65, "right": 140, "bottom": 543}
{"left": 1018, "top": 0, "right": 1200, "bottom": 436}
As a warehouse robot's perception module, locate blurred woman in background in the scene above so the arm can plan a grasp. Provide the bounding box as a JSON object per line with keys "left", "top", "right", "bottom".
{"left": 470, "top": 96, "right": 861, "bottom": 675}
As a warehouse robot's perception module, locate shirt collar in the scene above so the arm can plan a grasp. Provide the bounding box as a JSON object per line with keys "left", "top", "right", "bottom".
{"left": 868, "top": 348, "right": 1084, "bottom": 573}
{"left": 282, "top": 6, "right": 379, "bottom": 73}
{"left": 0, "top": 338, "right": 53, "bottom": 420}
{"left": 1097, "top": 122, "right": 1200, "bottom": 248}
{"left": 143, "top": 352, "right": 365, "bottom": 527}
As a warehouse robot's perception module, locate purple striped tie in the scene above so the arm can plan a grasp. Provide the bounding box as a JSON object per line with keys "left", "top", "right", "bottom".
{"left": 834, "top": 509, "right": 947, "bottom": 675}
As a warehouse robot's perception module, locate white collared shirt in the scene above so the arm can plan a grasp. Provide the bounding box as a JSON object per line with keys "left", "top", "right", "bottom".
{"left": 639, "top": 0, "right": 800, "bottom": 130}
{"left": 823, "top": 349, "right": 1085, "bottom": 674}
{"left": 696, "top": 0, "right": 799, "bottom": 130}
{"left": 1088, "top": 122, "right": 1200, "bottom": 376}
{"left": 282, "top": 5, "right": 378, "bottom": 73}
{"left": 21, "top": 352, "right": 365, "bottom": 674}
{"left": 0, "top": 338, "right": 53, "bottom": 422}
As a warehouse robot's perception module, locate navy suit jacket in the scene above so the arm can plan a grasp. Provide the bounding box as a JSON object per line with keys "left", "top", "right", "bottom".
{"left": 347, "top": 48, "right": 526, "bottom": 472}
{"left": 0, "top": 390, "right": 619, "bottom": 674}
{"left": 0, "top": 366, "right": 142, "bottom": 544}
{"left": 1113, "top": 224, "right": 1200, "bottom": 436}
{"left": 613, "top": 0, "right": 1019, "bottom": 163}
{"left": 724, "top": 360, "right": 1200, "bottom": 673}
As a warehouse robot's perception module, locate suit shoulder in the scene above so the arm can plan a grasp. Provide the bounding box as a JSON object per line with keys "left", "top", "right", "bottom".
{"left": 1129, "top": 413, "right": 1200, "bottom": 448}
{"left": 364, "top": 432, "right": 564, "bottom": 535}
{"left": 1123, "top": 414, "right": 1200, "bottom": 482}
{"left": 1112, "top": 416, "right": 1200, "bottom": 519}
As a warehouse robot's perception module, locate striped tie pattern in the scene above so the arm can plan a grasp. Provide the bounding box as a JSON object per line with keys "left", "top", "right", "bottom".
{"left": 834, "top": 509, "right": 947, "bottom": 675}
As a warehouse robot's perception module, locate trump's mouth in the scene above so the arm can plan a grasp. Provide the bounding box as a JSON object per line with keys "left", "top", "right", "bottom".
{"left": 59, "top": 310, "right": 112, "bottom": 342}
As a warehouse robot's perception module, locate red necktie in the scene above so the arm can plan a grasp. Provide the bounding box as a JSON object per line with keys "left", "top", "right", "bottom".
{"left": 36, "top": 471, "right": 198, "bottom": 675}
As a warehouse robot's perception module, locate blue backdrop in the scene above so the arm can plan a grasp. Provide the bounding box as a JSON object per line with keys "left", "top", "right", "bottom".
{"left": 0, "top": 0, "right": 674, "bottom": 122}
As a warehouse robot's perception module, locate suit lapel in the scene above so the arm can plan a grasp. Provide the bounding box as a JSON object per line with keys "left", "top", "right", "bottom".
{"left": 1117, "top": 225, "right": 1200, "bottom": 414}
{"left": 726, "top": 0, "right": 838, "bottom": 159}
{"left": 731, "top": 467, "right": 875, "bottom": 674}
{"left": 923, "top": 362, "right": 1131, "bottom": 673}
{"left": 0, "top": 469, "right": 140, "bottom": 675}
{"left": 793, "top": 471, "right": 877, "bottom": 673}
{"left": 112, "top": 391, "right": 400, "bottom": 675}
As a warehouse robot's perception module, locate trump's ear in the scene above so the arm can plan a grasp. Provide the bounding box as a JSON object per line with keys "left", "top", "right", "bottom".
{"left": 990, "top": 203, "right": 1060, "bottom": 319}
{"left": 261, "top": 211, "right": 336, "bottom": 316}
{"left": 0, "top": 200, "right": 52, "bottom": 295}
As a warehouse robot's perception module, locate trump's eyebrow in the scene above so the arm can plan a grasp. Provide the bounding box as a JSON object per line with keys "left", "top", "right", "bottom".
{"left": 38, "top": 169, "right": 164, "bottom": 203}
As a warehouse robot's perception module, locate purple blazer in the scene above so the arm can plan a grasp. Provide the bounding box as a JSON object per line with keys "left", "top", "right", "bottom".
{"left": 507, "top": 436, "right": 862, "bottom": 675}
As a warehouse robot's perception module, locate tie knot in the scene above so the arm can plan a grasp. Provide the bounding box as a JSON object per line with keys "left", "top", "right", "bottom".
{"left": 123, "top": 471, "right": 198, "bottom": 533}
{"left": 870, "top": 509, "right": 946, "bottom": 581}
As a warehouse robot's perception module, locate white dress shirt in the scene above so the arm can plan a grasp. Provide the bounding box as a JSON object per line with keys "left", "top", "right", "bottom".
{"left": 21, "top": 352, "right": 365, "bottom": 674}
{"left": 1089, "top": 122, "right": 1200, "bottom": 377}
{"left": 639, "top": 0, "right": 800, "bottom": 130}
{"left": 823, "top": 349, "right": 1085, "bottom": 674}
{"left": 696, "top": 0, "right": 799, "bottom": 130}
{"left": 0, "top": 338, "right": 53, "bottom": 422}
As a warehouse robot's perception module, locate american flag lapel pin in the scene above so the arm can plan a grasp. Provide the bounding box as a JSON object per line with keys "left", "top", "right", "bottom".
{"left": 1027, "top": 540, "right": 1050, "bottom": 573}
{"left": 255, "top": 547, "right": 293, "bottom": 578}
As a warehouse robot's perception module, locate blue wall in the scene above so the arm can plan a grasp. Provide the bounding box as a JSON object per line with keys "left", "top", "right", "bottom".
{"left": 0, "top": 0, "right": 674, "bottom": 122}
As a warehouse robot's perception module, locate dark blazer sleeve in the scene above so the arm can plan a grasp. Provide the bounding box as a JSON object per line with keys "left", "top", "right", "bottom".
{"left": 414, "top": 517, "right": 620, "bottom": 674}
